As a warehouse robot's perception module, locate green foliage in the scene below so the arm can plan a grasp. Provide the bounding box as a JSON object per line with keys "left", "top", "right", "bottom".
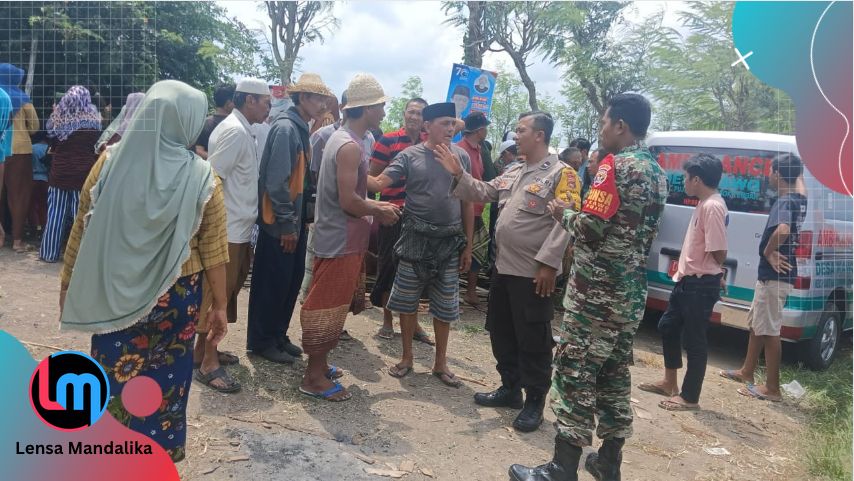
{"left": 380, "top": 76, "right": 424, "bottom": 133}
{"left": 781, "top": 348, "right": 852, "bottom": 480}
{"left": 0, "top": 1, "right": 262, "bottom": 117}
{"left": 265, "top": 1, "right": 338, "bottom": 85}
{"left": 647, "top": 2, "right": 795, "bottom": 133}
{"left": 487, "top": 66, "right": 529, "bottom": 150}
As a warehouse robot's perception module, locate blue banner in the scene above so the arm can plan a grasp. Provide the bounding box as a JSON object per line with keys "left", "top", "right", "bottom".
{"left": 445, "top": 63, "right": 497, "bottom": 120}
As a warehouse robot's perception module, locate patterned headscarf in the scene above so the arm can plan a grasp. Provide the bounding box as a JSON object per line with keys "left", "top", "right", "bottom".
{"left": 46, "top": 85, "right": 102, "bottom": 142}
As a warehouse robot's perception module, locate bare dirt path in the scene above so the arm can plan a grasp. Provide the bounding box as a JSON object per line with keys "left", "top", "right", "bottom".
{"left": 1, "top": 249, "right": 813, "bottom": 480}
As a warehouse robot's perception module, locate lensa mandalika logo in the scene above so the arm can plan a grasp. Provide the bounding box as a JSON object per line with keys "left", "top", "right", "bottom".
{"left": 29, "top": 351, "right": 110, "bottom": 431}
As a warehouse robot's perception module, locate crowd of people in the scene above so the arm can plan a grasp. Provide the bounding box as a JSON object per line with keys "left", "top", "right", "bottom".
{"left": 0, "top": 61, "right": 806, "bottom": 480}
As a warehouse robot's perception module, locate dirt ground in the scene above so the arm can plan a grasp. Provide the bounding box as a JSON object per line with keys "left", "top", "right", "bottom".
{"left": 1, "top": 248, "right": 816, "bottom": 481}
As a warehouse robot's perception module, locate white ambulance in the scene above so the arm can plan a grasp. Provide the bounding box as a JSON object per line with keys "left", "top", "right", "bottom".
{"left": 645, "top": 131, "right": 852, "bottom": 370}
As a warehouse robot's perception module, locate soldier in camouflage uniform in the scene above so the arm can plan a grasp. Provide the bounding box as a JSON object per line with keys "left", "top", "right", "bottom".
{"left": 510, "top": 94, "right": 668, "bottom": 481}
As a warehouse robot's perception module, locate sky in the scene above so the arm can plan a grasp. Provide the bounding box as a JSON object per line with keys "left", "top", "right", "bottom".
{"left": 220, "top": 1, "right": 687, "bottom": 104}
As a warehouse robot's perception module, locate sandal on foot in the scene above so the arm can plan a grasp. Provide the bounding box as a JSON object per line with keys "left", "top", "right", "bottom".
{"left": 377, "top": 327, "right": 395, "bottom": 339}
{"left": 413, "top": 331, "right": 435, "bottom": 346}
{"left": 658, "top": 399, "right": 700, "bottom": 411}
{"left": 388, "top": 364, "right": 413, "bottom": 378}
{"left": 638, "top": 382, "right": 678, "bottom": 397}
{"left": 718, "top": 369, "right": 749, "bottom": 383}
{"left": 432, "top": 371, "right": 463, "bottom": 388}
{"left": 194, "top": 367, "right": 241, "bottom": 393}
{"left": 326, "top": 365, "right": 344, "bottom": 380}
{"left": 738, "top": 383, "right": 782, "bottom": 402}
{"left": 299, "top": 382, "right": 351, "bottom": 402}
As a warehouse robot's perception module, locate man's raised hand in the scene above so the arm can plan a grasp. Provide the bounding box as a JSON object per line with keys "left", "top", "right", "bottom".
{"left": 432, "top": 143, "right": 464, "bottom": 177}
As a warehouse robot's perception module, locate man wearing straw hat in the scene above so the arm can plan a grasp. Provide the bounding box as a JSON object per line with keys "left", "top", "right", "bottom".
{"left": 299, "top": 74, "right": 401, "bottom": 401}
{"left": 248, "top": 73, "right": 334, "bottom": 364}
{"left": 299, "top": 89, "right": 376, "bottom": 341}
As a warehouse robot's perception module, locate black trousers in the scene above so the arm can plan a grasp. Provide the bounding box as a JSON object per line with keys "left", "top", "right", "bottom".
{"left": 658, "top": 274, "right": 721, "bottom": 404}
{"left": 486, "top": 273, "right": 555, "bottom": 395}
{"left": 247, "top": 226, "right": 307, "bottom": 351}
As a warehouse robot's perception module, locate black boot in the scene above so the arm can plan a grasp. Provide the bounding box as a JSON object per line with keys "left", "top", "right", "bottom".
{"left": 512, "top": 391, "right": 545, "bottom": 432}
{"left": 584, "top": 438, "right": 624, "bottom": 481}
{"left": 474, "top": 386, "right": 523, "bottom": 408}
{"left": 508, "top": 436, "right": 581, "bottom": 481}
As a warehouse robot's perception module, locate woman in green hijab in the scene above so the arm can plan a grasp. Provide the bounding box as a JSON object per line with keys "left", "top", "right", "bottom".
{"left": 59, "top": 80, "right": 230, "bottom": 463}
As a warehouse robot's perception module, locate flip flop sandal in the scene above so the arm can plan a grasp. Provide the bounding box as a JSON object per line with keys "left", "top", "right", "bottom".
{"left": 432, "top": 371, "right": 463, "bottom": 388}
{"left": 299, "top": 382, "right": 352, "bottom": 402}
{"left": 326, "top": 365, "right": 344, "bottom": 380}
{"left": 339, "top": 330, "right": 353, "bottom": 341}
{"left": 637, "top": 382, "right": 678, "bottom": 397}
{"left": 377, "top": 327, "right": 395, "bottom": 339}
{"left": 718, "top": 369, "right": 748, "bottom": 383}
{"left": 194, "top": 367, "right": 241, "bottom": 393}
{"left": 388, "top": 365, "right": 413, "bottom": 378}
{"left": 738, "top": 383, "right": 782, "bottom": 402}
{"left": 413, "top": 331, "right": 436, "bottom": 346}
{"left": 658, "top": 399, "right": 700, "bottom": 411}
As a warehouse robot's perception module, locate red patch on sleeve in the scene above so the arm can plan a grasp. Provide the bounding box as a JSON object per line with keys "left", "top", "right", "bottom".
{"left": 582, "top": 154, "right": 620, "bottom": 220}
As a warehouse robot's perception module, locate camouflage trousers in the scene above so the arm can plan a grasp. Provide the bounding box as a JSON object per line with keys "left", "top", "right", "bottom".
{"left": 550, "top": 313, "right": 639, "bottom": 447}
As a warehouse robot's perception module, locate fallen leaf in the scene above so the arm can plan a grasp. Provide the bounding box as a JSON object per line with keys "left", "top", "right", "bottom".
{"left": 365, "top": 467, "right": 407, "bottom": 478}
{"left": 202, "top": 466, "right": 220, "bottom": 475}
{"left": 227, "top": 455, "right": 250, "bottom": 462}
{"left": 420, "top": 468, "right": 435, "bottom": 478}
{"left": 399, "top": 460, "right": 415, "bottom": 473}
{"left": 229, "top": 441, "right": 241, "bottom": 447}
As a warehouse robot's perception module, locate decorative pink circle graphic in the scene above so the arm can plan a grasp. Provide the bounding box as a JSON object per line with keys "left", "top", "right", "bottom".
{"left": 121, "top": 376, "right": 162, "bottom": 417}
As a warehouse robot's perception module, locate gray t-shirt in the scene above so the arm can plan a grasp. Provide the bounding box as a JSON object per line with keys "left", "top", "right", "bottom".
{"left": 383, "top": 143, "right": 471, "bottom": 225}
{"left": 313, "top": 127, "right": 372, "bottom": 258}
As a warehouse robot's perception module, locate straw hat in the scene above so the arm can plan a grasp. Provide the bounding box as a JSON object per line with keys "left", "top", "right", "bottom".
{"left": 342, "top": 74, "right": 387, "bottom": 110}
{"left": 288, "top": 73, "right": 334, "bottom": 98}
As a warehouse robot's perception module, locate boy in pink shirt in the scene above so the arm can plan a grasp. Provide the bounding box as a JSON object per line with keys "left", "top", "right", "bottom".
{"left": 639, "top": 153, "right": 728, "bottom": 410}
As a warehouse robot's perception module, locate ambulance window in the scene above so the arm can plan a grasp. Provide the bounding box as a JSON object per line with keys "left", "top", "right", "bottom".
{"left": 649, "top": 146, "right": 780, "bottom": 214}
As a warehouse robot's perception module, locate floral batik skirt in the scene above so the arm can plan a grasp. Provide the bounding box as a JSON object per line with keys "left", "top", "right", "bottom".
{"left": 91, "top": 273, "right": 201, "bottom": 462}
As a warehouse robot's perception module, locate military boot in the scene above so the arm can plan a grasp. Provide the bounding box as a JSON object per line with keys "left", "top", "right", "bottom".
{"left": 584, "top": 437, "right": 624, "bottom": 481}
{"left": 474, "top": 385, "right": 523, "bottom": 409}
{"left": 508, "top": 436, "right": 581, "bottom": 481}
{"left": 512, "top": 391, "right": 545, "bottom": 432}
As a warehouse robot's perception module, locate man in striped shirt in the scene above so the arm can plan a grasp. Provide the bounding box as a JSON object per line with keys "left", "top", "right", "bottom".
{"left": 368, "top": 97, "right": 435, "bottom": 345}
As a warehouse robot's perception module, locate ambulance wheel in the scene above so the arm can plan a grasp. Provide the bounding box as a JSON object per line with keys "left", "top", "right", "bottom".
{"left": 800, "top": 301, "right": 841, "bottom": 371}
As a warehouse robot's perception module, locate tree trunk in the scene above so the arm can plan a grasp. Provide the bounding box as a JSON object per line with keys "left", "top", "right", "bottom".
{"left": 464, "top": 1, "right": 485, "bottom": 68}
{"left": 25, "top": 37, "right": 38, "bottom": 96}
{"left": 280, "top": 58, "right": 294, "bottom": 86}
{"left": 509, "top": 52, "right": 538, "bottom": 111}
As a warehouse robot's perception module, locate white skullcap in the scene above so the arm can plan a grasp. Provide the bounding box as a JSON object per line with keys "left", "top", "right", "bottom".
{"left": 236, "top": 78, "right": 271, "bottom": 96}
